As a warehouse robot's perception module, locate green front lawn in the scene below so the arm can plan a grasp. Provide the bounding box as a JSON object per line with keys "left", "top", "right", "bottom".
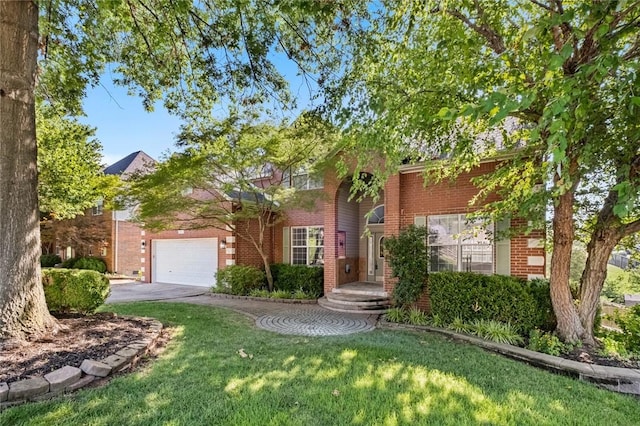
{"left": 2, "top": 303, "right": 638, "bottom": 425}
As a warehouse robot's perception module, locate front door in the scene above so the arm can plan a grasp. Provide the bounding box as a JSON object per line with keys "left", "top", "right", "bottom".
{"left": 367, "top": 232, "right": 384, "bottom": 282}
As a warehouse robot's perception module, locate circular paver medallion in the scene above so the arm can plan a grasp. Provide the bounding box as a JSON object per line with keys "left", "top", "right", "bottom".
{"left": 256, "top": 310, "right": 376, "bottom": 336}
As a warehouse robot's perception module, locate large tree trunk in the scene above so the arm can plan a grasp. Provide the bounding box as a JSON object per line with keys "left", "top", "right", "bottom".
{"left": 550, "top": 188, "right": 584, "bottom": 343}
{"left": 0, "top": 1, "right": 58, "bottom": 340}
{"left": 578, "top": 234, "right": 617, "bottom": 345}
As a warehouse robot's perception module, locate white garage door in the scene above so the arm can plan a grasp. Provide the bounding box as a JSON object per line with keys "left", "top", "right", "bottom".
{"left": 153, "top": 238, "right": 218, "bottom": 287}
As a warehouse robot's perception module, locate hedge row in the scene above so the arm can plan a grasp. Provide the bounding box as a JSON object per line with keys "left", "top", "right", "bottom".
{"left": 213, "top": 264, "right": 324, "bottom": 297}
{"left": 42, "top": 268, "right": 111, "bottom": 314}
{"left": 428, "top": 272, "right": 555, "bottom": 333}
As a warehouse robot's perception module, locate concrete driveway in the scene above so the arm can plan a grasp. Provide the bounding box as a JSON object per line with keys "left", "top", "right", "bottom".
{"left": 106, "top": 281, "right": 209, "bottom": 303}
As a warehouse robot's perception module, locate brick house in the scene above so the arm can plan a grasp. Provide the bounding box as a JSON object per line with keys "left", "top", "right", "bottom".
{"left": 50, "top": 151, "right": 546, "bottom": 310}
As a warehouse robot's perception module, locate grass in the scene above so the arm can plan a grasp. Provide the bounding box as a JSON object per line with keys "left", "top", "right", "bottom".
{"left": 2, "top": 302, "right": 639, "bottom": 425}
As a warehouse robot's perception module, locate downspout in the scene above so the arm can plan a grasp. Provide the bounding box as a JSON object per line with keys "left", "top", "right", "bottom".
{"left": 114, "top": 211, "right": 119, "bottom": 273}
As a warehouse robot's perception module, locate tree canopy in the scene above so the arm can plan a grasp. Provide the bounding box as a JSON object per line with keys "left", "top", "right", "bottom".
{"left": 128, "top": 113, "right": 338, "bottom": 289}
{"left": 317, "top": 0, "right": 640, "bottom": 343}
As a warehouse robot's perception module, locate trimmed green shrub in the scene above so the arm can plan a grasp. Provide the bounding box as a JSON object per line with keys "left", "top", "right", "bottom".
{"left": 428, "top": 272, "right": 555, "bottom": 334}
{"left": 292, "top": 289, "right": 315, "bottom": 300}
{"left": 270, "top": 264, "right": 323, "bottom": 297}
{"left": 73, "top": 257, "right": 107, "bottom": 273}
{"left": 61, "top": 257, "right": 77, "bottom": 269}
{"left": 384, "top": 225, "right": 429, "bottom": 306}
{"left": 40, "top": 254, "right": 62, "bottom": 267}
{"left": 214, "top": 265, "right": 265, "bottom": 295}
{"left": 42, "top": 268, "right": 110, "bottom": 314}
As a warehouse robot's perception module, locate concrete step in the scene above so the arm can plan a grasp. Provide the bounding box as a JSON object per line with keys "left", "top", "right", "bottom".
{"left": 332, "top": 287, "right": 388, "bottom": 298}
{"left": 326, "top": 292, "right": 391, "bottom": 307}
{"left": 318, "top": 297, "right": 390, "bottom": 314}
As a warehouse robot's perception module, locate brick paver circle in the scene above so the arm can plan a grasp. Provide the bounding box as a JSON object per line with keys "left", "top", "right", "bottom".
{"left": 256, "top": 309, "right": 376, "bottom": 336}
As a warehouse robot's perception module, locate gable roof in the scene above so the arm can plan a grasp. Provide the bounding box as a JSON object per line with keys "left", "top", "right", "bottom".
{"left": 104, "top": 151, "right": 155, "bottom": 179}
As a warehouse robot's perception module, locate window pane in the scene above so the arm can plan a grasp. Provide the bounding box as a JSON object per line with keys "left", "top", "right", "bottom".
{"left": 292, "top": 247, "right": 307, "bottom": 265}
{"left": 428, "top": 215, "right": 459, "bottom": 245}
{"left": 293, "top": 174, "right": 308, "bottom": 190}
{"left": 308, "top": 227, "right": 324, "bottom": 247}
{"left": 462, "top": 245, "right": 493, "bottom": 274}
{"left": 308, "top": 247, "right": 324, "bottom": 265}
{"left": 429, "top": 246, "right": 458, "bottom": 272}
{"left": 292, "top": 228, "right": 307, "bottom": 247}
{"left": 460, "top": 218, "right": 492, "bottom": 244}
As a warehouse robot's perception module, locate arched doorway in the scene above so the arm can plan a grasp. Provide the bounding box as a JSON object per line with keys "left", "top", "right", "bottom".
{"left": 366, "top": 205, "right": 384, "bottom": 282}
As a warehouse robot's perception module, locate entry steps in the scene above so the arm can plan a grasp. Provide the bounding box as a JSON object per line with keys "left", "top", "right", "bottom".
{"left": 318, "top": 283, "right": 391, "bottom": 314}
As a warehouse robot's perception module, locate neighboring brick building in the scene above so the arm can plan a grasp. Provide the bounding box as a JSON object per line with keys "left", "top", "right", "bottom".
{"left": 49, "top": 152, "right": 546, "bottom": 296}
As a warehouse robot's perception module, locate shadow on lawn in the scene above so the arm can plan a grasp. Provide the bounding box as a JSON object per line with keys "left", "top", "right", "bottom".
{"left": 1, "top": 302, "right": 638, "bottom": 425}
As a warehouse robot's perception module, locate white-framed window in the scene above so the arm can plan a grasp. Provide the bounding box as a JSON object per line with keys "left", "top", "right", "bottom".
{"left": 92, "top": 198, "right": 104, "bottom": 216}
{"left": 283, "top": 170, "right": 323, "bottom": 190}
{"left": 291, "top": 226, "right": 324, "bottom": 265}
{"left": 427, "top": 214, "right": 494, "bottom": 274}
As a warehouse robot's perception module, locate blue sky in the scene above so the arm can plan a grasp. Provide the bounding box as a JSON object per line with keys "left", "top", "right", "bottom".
{"left": 81, "top": 81, "right": 184, "bottom": 167}
{"left": 81, "top": 60, "right": 319, "bottom": 168}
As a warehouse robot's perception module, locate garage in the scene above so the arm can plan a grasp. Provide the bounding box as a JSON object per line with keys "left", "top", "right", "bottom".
{"left": 152, "top": 238, "right": 218, "bottom": 287}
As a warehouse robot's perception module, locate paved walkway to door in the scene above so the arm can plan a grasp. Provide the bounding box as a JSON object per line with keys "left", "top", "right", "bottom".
{"left": 107, "top": 282, "right": 378, "bottom": 336}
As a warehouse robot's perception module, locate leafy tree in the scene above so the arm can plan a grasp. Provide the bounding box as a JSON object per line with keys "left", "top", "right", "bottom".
{"left": 0, "top": 0, "right": 347, "bottom": 339}
{"left": 37, "top": 103, "right": 120, "bottom": 219}
{"left": 320, "top": 1, "right": 640, "bottom": 344}
{"left": 128, "top": 113, "right": 337, "bottom": 290}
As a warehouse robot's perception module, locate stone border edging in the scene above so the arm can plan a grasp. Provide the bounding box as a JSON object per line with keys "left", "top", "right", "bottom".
{"left": 209, "top": 293, "right": 318, "bottom": 304}
{"left": 379, "top": 319, "right": 640, "bottom": 397}
{"left": 0, "top": 316, "right": 163, "bottom": 410}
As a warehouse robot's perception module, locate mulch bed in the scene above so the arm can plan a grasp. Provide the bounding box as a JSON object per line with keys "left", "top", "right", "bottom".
{"left": 563, "top": 346, "right": 640, "bottom": 369}
{"left": 0, "top": 313, "right": 156, "bottom": 384}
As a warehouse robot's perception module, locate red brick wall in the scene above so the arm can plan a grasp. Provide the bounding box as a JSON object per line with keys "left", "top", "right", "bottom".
{"left": 234, "top": 217, "right": 274, "bottom": 269}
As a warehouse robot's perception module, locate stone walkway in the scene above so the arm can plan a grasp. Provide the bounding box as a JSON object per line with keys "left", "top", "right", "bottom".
{"left": 108, "top": 282, "right": 378, "bottom": 336}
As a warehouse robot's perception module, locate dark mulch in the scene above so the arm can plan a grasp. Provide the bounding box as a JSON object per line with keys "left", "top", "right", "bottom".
{"left": 0, "top": 312, "right": 157, "bottom": 383}
{"left": 563, "top": 346, "right": 640, "bottom": 369}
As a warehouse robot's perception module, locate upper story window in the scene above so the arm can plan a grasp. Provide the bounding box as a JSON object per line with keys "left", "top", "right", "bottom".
{"left": 92, "top": 199, "right": 104, "bottom": 216}
{"left": 283, "top": 170, "right": 323, "bottom": 190}
{"left": 427, "top": 214, "right": 493, "bottom": 275}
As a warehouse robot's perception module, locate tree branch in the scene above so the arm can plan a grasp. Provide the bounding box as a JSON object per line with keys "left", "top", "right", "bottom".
{"left": 445, "top": 8, "right": 506, "bottom": 54}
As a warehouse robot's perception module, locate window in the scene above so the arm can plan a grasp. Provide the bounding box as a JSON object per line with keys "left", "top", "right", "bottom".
{"left": 427, "top": 214, "right": 493, "bottom": 274}
{"left": 367, "top": 205, "right": 385, "bottom": 224}
{"left": 291, "top": 226, "right": 324, "bottom": 265}
{"left": 92, "top": 198, "right": 104, "bottom": 216}
{"left": 283, "top": 170, "right": 323, "bottom": 190}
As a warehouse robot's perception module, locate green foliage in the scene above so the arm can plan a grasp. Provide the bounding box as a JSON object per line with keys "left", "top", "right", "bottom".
{"left": 407, "top": 307, "right": 429, "bottom": 326}
{"left": 527, "top": 330, "right": 568, "bottom": 356}
{"left": 270, "top": 264, "right": 324, "bottom": 297}
{"left": 40, "top": 254, "right": 61, "bottom": 267}
{"left": 73, "top": 257, "right": 107, "bottom": 273}
{"left": 214, "top": 265, "right": 265, "bottom": 296}
{"left": 249, "top": 289, "right": 270, "bottom": 298}
{"left": 429, "top": 272, "right": 555, "bottom": 334}
{"left": 471, "top": 320, "right": 524, "bottom": 346}
{"left": 269, "top": 290, "right": 291, "bottom": 299}
{"left": 37, "top": 103, "right": 119, "bottom": 219}
{"left": 60, "top": 257, "right": 78, "bottom": 269}
{"left": 42, "top": 269, "right": 110, "bottom": 314}
{"left": 385, "top": 307, "right": 407, "bottom": 324}
{"left": 605, "top": 305, "right": 640, "bottom": 354}
{"left": 602, "top": 266, "right": 640, "bottom": 304}
{"left": 292, "top": 289, "right": 315, "bottom": 300}
{"left": 384, "top": 225, "right": 429, "bottom": 306}
{"left": 448, "top": 317, "right": 472, "bottom": 334}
